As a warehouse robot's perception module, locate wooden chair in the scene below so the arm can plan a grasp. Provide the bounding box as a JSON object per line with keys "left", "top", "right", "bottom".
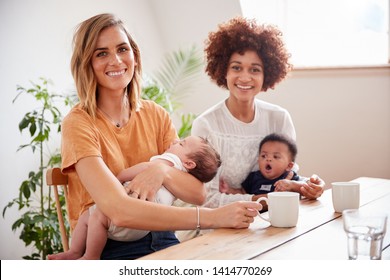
{"left": 46, "top": 167, "right": 70, "bottom": 251}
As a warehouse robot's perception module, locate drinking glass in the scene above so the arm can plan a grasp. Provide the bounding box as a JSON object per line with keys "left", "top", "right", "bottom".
{"left": 343, "top": 209, "right": 387, "bottom": 260}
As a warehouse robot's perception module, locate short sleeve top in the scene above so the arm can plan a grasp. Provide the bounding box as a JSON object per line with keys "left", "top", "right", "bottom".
{"left": 61, "top": 100, "right": 177, "bottom": 228}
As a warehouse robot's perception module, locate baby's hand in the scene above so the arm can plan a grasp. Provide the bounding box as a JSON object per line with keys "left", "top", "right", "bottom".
{"left": 274, "top": 179, "right": 295, "bottom": 192}
{"left": 219, "top": 178, "right": 245, "bottom": 194}
{"left": 275, "top": 179, "right": 310, "bottom": 194}
{"left": 274, "top": 179, "right": 292, "bottom": 191}
{"left": 219, "top": 178, "right": 230, "bottom": 193}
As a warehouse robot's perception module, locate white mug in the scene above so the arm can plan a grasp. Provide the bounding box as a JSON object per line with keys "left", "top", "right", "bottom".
{"left": 256, "top": 192, "right": 300, "bottom": 227}
{"left": 331, "top": 182, "right": 360, "bottom": 213}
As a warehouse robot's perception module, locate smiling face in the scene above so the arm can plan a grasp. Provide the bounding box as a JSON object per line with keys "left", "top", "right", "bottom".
{"left": 258, "top": 141, "right": 294, "bottom": 180}
{"left": 226, "top": 50, "right": 264, "bottom": 103}
{"left": 91, "top": 25, "right": 136, "bottom": 95}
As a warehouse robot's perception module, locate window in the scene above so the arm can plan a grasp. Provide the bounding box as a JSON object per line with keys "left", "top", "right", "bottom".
{"left": 240, "top": 0, "right": 389, "bottom": 68}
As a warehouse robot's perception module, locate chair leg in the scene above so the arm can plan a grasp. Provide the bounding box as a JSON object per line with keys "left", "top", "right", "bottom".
{"left": 53, "top": 185, "right": 69, "bottom": 251}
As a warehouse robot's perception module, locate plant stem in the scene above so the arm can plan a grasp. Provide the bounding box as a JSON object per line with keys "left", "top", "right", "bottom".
{"left": 39, "top": 110, "right": 45, "bottom": 260}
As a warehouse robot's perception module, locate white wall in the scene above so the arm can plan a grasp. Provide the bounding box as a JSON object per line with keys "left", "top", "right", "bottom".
{"left": 261, "top": 67, "right": 390, "bottom": 184}
{"left": 1, "top": 0, "right": 389, "bottom": 259}
{"left": 0, "top": 0, "right": 164, "bottom": 260}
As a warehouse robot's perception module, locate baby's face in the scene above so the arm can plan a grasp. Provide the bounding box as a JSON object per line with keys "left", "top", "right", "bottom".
{"left": 258, "top": 141, "right": 293, "bottom": 180}
{"left": 166, "top": 136, "right": 203, "bottom": 161}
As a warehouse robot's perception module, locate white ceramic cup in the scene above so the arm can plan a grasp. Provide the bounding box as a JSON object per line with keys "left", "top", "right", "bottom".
{"left": 256, "top": 192, "right": 300, "bottom": 227}
{"left": 331, "top": 182, "right": 360, "bottom": 213}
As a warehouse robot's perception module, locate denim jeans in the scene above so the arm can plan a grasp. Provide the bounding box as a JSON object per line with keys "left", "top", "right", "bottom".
{"left": 100, "top": 231, "right": 179, "bottom": 260}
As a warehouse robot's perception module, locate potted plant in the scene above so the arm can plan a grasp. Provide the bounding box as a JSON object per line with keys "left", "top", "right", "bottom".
{"left": 2, "top": 77, "right": 75, "bottom": 259}
{"left": 143, "top": 44, "right": 203, "bottom": 137}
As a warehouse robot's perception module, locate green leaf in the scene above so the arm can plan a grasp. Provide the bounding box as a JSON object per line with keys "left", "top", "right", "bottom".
{"left": 32, "top": 132, "right": 47, "bottom": 142}
{"left": 29, "top": 121, "right": 37, "bottom": 136}
{"left": 12, "top": 218, "right": 24, "bottom": 231}
{"left": 178, "top": 113, "right": 197, "bottom": 138}
{"left": 33, "top": 215, "right": 45, "bottom": 223}
{"left": 2, "top": 201, "right": 15, "bottom": 217}
{"left": 48, "top": 153, "right": 61, "bottom": 166}
{"left": 21, "top": 181, "right": 31, "bottom": 199}
{"left": 153, "top": 45, "right": 203, "bottom": 99}
{"left": 18, "top": 116, "right": 30, "bottom": 132}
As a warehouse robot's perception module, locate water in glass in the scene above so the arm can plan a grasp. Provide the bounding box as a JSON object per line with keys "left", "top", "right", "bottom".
{"left": 346, "top": 225, "right": 385, "bottom": 260}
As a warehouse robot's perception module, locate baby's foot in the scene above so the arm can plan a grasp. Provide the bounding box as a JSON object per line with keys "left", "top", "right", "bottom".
{"left": 47, "top": 250, "right": 82, "bottom": 260}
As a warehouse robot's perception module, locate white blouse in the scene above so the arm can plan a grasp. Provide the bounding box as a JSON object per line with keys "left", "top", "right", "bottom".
{"left": 191, "top": 98, "right": 296, "bottom": 208}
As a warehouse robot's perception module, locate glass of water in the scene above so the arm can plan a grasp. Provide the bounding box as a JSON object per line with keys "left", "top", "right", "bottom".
{"left": 343, "top": 209, "right": 388, "bottom": 260}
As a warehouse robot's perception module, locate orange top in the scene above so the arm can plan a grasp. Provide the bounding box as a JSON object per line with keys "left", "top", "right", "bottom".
{"left": 61, "top": 100, "right": 177, "bottom": 229}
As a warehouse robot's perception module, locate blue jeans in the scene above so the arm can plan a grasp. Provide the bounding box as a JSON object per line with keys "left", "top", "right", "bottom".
{"left": 100, "top": 231, "right": 179, "bottom": 260}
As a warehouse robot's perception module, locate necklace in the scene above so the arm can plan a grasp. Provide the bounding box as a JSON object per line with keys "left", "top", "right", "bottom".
{"left": 98, "top": 108, "right": 121, "bottom": 127}
{"left": 98, "top": 91, "right": 129, "bottom": 128}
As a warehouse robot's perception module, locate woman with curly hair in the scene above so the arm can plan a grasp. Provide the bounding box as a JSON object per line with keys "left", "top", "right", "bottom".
{"left": 186, "top": 17, "right": 325, "bottom": 217}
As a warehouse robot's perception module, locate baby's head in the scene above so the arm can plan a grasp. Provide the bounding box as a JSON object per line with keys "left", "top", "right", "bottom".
{"left": 167, "top": 136, "right": 221, "bottom": 182}
{"left": 258, "top": 133, "right": 297, "bottom": 180}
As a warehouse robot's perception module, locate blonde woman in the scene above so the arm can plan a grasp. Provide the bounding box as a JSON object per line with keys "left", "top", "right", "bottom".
{"left": 59, "top": 13, "right": 261, "bottom": 260}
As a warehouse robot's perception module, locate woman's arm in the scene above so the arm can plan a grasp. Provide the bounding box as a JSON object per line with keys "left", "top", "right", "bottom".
{"left": 126, "top": 162, "right": 206, "bottom": 205}
{"left": 74, "top": 156, "right": 261, "bottom": 230}
{"left": 117, "top": 162, "right": 152, "bottom": 183}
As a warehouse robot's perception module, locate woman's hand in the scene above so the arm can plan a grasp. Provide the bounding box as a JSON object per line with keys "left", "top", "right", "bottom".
{"left": 300, "top": 174, "right": 325, "bottom": 199}
{"left": 125, "top": 163, "right": 165, "bottom": 201}
{"left": 210, "top": 201, "right": 262, "bottom": 229}
{"left": 126, "top": 162, "right": 206, "bottom": 204}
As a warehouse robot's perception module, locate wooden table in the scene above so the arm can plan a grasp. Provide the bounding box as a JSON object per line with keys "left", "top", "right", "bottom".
{"left": 140, "top": 177, "right": 390, "bottom": 260}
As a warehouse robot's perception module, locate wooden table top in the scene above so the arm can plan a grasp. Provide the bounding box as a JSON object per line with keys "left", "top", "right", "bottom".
{"left": 140, "top": 177, "right": 390, "bottom": 260}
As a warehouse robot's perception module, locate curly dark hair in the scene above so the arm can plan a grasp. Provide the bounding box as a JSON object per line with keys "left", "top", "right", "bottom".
{"left": 204, "top": 17, "right": 292, "bottom": 91}
{"left": 259, "top": 133, "right": 297, "bottom": 162}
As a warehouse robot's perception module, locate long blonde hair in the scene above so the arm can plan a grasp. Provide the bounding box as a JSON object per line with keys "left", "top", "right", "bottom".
{"left": 71, "top": 13, "right": 142, "bottom": 118}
